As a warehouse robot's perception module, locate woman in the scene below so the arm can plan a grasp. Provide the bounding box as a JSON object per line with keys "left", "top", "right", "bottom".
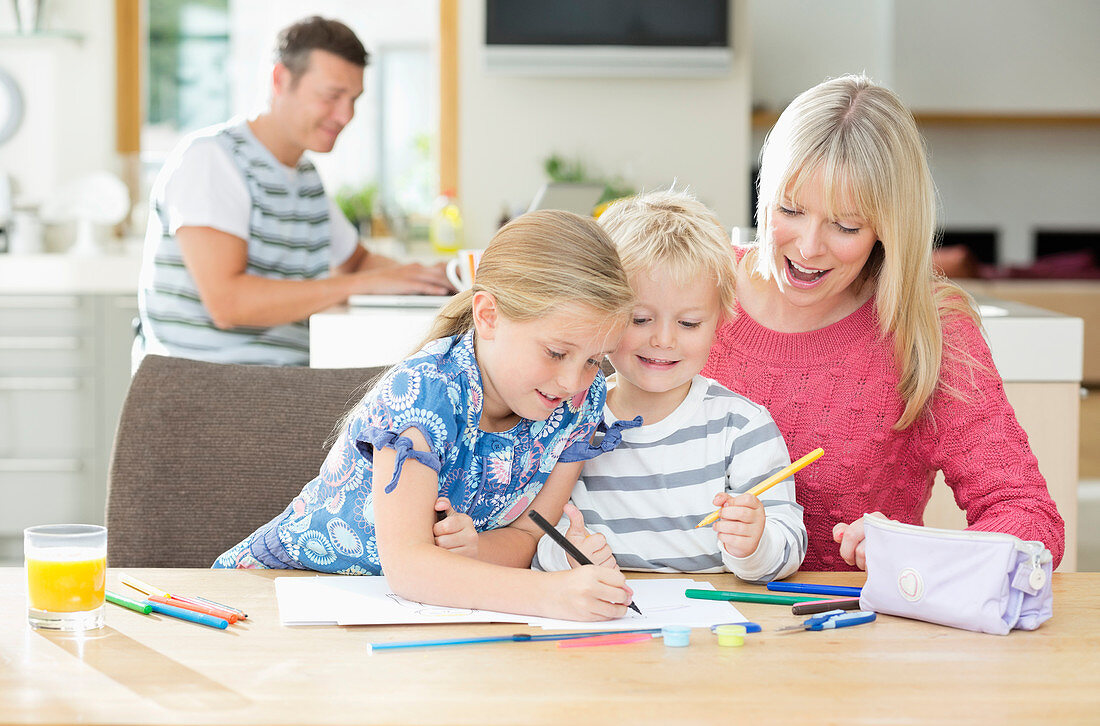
{"left": 703, "top": 75, "right": 1064, "bottom": 571}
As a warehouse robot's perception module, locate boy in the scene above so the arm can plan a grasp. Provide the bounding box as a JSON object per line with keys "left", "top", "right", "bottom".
{"left": 534, "top": 190, "right": 806, "bottom": 582}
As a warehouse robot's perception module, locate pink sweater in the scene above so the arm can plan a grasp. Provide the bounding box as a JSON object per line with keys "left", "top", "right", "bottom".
{"left": 703, "top": 295, "right": 1064, "bottom": 571}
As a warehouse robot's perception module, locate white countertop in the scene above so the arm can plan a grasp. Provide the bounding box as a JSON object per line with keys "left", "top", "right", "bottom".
{"left": 0, "top": 253, "right": 142, "bottom": 294}
{"left": 311, "top": 296, "right": 1085, "bottom": 383}
{"left": 972, "top": 296, "right": 1083, "bottom": 382}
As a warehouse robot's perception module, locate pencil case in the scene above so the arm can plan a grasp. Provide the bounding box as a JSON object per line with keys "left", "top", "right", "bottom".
{"left": 858, "top": 516, "right": 1053, "bottom": 635}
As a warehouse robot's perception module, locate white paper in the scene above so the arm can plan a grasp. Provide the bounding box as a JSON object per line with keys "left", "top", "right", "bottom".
{"left": 523, "top": 579, "right": 747, "bottom": 630}
{"left": 275, "top": 576, "right": 528, "bottom": 626}
{"left": 275, "top": 575, "right": 747, "bottom": 630}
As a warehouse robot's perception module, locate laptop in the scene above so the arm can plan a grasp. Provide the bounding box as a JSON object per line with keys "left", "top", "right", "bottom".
{"left": 347, "top": 294, "right": 453, "bottom": 308}
{"left": 526, "top": 182, "right": 606, "bottom": 216}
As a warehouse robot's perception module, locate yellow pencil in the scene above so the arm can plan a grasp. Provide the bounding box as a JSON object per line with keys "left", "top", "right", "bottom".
{"left": 119, "top": 573, "right": 171, "bottom": 600}
{"left": 695, "top": 447, "right": 825, "bottom": 529}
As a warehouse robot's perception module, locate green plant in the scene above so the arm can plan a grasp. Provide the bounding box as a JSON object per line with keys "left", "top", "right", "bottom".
{"left": 542, "top": 153, "right": 635, "bottom": 207}
{"left": 335, "top": 183, "right": 378, "bottom": 230}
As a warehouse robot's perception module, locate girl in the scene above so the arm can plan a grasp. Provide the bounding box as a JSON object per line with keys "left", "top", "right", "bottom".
{"left": 703, "top": 74, "right": 1064, "bottom": 570}
{"left": 215, "top": 211, "right": 638, "bottom": 621}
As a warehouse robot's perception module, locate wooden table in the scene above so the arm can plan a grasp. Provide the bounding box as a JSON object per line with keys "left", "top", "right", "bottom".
{"left": 2, "top": 569, "right": 1097, "bottom": 725}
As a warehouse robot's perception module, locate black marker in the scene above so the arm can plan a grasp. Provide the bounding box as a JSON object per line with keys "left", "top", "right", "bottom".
{"left": 528, "top": 510, "right": 642, "bottom": 615}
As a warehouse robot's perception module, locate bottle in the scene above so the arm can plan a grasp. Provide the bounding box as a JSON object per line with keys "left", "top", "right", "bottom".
{"left": 429, "top": 189, "right": 463, "bottom": 254}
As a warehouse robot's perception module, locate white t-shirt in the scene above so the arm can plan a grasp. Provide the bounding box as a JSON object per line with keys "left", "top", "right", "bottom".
{"left": 159, "top": 136, "right": 359, "bottom": 267}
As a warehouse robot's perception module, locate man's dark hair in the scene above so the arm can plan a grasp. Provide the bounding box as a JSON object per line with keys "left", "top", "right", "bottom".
{"left": 275, "top": 16, "right": 369, "bottom": 79}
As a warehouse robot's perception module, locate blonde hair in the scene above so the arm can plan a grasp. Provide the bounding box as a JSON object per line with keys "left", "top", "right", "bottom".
{"left": 598, "top": 188, "right": 736, "bottom": 316}
{"left": 752, "top": 74, "right": 978, "bottom": 430}
{"left": 419, "top": 210, "right": 635, "bottom": 348}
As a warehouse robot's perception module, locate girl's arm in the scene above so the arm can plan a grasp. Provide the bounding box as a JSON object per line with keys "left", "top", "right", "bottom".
{"left": 372, "top": 429, "right": 631, "bottom": 620}
{"left": 472, "top": 460, "right": 584, "bottom": 568}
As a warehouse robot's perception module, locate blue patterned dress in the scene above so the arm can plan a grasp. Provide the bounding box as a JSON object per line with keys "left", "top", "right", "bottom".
{"left": 213, "top": 331, "right": 615, "bottom": 574}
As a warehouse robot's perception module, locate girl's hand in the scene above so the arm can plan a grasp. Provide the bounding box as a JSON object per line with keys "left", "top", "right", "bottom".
{"left": 433, "top": 497, "right": 478, "bottom": 559}
{"left": 550, "top": 566, "right": 633, "bottom": 621}
{"left": 563, "top": 502, "right": 618, "bottom": 570}
{"left": 832, "top": 512, "right": 886, "bottom": 570}
{"left": 712, "top": 491, "right": 765, "bottom": 558}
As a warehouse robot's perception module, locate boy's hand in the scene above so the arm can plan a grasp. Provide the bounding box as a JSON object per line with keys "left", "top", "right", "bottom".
{"left": 433, "top": 497, "right": 478, "bottom": 558}
{"left": 563, "top": 502, "right": 618, "bottom": 570}
{"left": 712, "top": 491, "right": 765, "bottom": 558}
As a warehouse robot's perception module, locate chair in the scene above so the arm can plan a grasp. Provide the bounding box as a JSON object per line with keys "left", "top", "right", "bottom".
{"left": 105, "top": 354, "right": 384, "bottom": 567}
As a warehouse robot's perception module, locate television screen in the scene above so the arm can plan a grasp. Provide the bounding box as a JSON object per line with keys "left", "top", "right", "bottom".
{"left": 486, "top": 0, "right": 728, "bottom": 48}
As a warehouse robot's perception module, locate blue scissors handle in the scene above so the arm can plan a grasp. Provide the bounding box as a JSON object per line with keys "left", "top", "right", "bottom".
{"left": 806, "top": 610, "right": 876, "bottom": 631}
{"left": 802, "top": 608, "right": 847, "bottom": 628}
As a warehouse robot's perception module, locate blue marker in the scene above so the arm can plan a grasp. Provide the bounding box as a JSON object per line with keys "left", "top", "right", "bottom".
{"left": 766, "top": 582, "right": 862, "bottom": 598}
{"left": 147, "top": 600, "right": 230, "bottom": 629}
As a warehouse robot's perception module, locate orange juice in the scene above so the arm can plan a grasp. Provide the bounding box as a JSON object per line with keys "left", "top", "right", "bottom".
{"left": 26, "top": 555, "right": 106, "bottom": 612}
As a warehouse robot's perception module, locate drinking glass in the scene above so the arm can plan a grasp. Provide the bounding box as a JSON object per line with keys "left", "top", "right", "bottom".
{"left": 24, "top": 524, "right": 107, "bottom": 631}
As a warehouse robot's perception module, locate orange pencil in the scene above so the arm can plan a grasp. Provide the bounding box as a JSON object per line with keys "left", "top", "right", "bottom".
{"left": 147, "top": 594, "right": 239, "bottom": 624}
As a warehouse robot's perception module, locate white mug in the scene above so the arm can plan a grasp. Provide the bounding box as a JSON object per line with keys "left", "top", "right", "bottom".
{"left": 445, "top": 249, "right": 483, "bottom": 291}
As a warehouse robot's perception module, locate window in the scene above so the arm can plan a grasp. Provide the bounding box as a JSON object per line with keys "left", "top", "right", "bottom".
{"left": 139, "top": 1, "right": 440, "bottom": 228}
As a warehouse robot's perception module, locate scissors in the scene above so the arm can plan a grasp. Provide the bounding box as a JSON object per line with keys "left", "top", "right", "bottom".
{"left": 776, "top": 608, "right": 877, "bottom": 632}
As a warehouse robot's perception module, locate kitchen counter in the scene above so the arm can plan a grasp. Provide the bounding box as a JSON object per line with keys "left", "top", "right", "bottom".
{"left": 0, "top": 253, "right": 142, "bottom": 293}
{"left": 311, "top": 296, "right": 1084, "bottom": 384}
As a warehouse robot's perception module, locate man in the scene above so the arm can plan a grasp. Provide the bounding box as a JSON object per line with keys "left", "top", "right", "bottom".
{"left": 139, "top": 16, "right": 452, "bottom": 365}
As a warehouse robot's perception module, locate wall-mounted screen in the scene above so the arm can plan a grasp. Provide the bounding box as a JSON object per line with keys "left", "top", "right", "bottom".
{"left": 486, "top": 0, "right": 728, "bottom": 48}
{"left": 484, "top": 0, "right": 731, "bottom": 77}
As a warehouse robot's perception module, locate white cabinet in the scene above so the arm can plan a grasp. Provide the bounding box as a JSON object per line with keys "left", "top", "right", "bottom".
{"left": 0, "top": 293, "right": 137, "bottom": 564}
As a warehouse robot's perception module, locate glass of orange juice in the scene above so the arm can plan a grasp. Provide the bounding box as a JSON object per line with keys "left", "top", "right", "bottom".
{"left": 24, "top": 524, "right": 107, "bottom": 631}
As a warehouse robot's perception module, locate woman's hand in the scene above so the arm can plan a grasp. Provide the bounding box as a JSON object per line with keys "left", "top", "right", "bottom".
{"left": 432, "top": 497, "right": 478, "bottom": 559}
{"left": 563, "top": 502, "right": 618, "bottom": 570}
{"left": 712, "top": 491, "right": 765, "bottom": 558}
{"left": 832, "top": 512, "right": 887, "bottom": 570}
{"left": 549, "top": 566, "right": 633, "bottom": 621}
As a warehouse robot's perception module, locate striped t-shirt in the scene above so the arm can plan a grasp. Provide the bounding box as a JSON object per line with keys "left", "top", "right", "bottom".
{"left": 534, "top": 375, "right": 807, "bottom": 583}
{"left": 139, "top": 120, "right": 348, "bottom": 365}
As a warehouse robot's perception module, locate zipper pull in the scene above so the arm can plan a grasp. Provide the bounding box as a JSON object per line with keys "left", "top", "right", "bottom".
{"left": 1012, "top": 547, "right": 1046, "bottom": 594}
{"left": 1027, "top": 550, "right": 1046, "bottom": 590}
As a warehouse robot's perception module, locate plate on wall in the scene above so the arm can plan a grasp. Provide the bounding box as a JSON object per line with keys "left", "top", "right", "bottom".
{"left": 0, "top": 66, "right": 24, "bottom": 145}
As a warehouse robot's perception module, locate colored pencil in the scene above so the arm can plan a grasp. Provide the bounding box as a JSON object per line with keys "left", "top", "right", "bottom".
{"left": 146, "top": 600, "right": 229, "bottom": 629}
{"left": 767, "top": 582, "right": 862, "bottom": 598}
{"left": 148, "top": 595, "right": 239, "bottom": 624}
{"left": 191, "top": 595, "right": 248, "bottom": 620}
{"left": 170, "top": 594, "right": 242, "bottom": 622}
{"left": 695, "top": 448, "right": 824, "bottom": 528}
{"left": 369, "top": 628, "right": 662, "bottom": 652}
{"left": 528, "top": 510, "right": 642, "bottom": 615}
{"left": 684, "top": 589, "right": 822, "bottom": 605}
{"left": 791, "top": 597, "right": 863, "bottom": 615}
{"left": 119, "top": 574, "right": 171, "bottom": 599}
{"left": 106, "top": 590, "right": 152, "bottom": 615}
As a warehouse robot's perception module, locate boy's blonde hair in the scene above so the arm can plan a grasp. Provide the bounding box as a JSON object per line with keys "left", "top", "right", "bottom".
{"left": 751, "top": 73, "right": 978, "bottom": 430}
{"left": 598, "top": 189, "right": 736, "bottom": 317}
{"left": 420, "top": 210, "right": 635, "bottom": 348}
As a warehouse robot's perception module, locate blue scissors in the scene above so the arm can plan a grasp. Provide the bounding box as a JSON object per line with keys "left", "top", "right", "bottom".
{"left": 776, "top": 608, "right": 877, "bottom": 632}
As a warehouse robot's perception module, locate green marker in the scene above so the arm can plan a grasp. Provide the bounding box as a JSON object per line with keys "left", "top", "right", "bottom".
{"left": 685, "top": 589, "right": 823, "bottom": 605}
{"left": 106, "top": 590, "right": 153, "bottom": 614}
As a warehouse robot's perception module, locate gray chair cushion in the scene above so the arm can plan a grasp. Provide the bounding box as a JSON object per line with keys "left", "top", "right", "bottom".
{"left": 105, "top": 354, "right": 384, "bottom": 567}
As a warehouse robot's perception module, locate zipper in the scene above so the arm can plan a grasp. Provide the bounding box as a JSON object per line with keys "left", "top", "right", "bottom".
{"left": 864, "top": 515, "right": 1052, "bottom": 564}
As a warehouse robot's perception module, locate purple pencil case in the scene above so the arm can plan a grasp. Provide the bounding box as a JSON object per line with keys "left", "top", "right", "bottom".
{"left": 859, "top": 516, "right": 1053, "bottom": 635}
